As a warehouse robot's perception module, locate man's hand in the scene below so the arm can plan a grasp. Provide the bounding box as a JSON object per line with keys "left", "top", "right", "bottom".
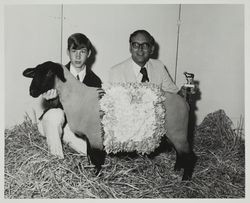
{"left": 42, "top": 89, "right": 58, "bottom": 100}
{"left": 177, "top": 86, "right": 187, "bottom": 98}
{"left": 97, "top": 88, "right": 105, "bottom": 100}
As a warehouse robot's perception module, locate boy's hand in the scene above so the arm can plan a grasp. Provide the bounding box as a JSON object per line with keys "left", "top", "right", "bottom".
{"left": 42, "top": 89, "right": 58, "bottom": 100}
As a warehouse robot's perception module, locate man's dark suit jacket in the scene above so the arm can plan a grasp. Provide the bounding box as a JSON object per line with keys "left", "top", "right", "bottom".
{"left": 40, "top": 62, "right": 102, "bottom": 119}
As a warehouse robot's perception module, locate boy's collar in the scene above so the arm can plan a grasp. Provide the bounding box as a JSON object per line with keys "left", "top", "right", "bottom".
{"left": 69, "top": 63, "right": 86, "bottom": 82}
{"left": 69, "top": 63, "right": 86, "bottom": 72}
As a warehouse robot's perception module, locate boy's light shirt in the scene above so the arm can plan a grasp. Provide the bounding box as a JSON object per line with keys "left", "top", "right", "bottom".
{"left": 132, "top": 60, "right": 149, "bottom": 82}
{"left": 70, "top": 63, "right": 86, "bottom": 83}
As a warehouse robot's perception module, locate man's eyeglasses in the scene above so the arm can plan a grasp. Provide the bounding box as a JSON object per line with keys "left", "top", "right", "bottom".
{"left": 131, "top": 42, "right": 151, "bottom": 51}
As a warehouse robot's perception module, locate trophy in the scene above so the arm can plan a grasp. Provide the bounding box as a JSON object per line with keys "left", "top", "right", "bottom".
{"left": 182, "top": 72, "right": 196, "bottom": 103}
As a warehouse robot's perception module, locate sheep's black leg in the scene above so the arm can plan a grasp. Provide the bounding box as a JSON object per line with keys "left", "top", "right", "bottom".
{"left": 182, "top": 151, "right": 197, "bottom": 180}
{"left": 174, "top": 153, "right": 182, "bottom": 171}
{"left": 85, "top": 137, "right": 106, "bottom": 176}
{"left": 174, "top": 151, "right": 197, "bottom": 181}
{"left": 75, "top": 133, "right": 106, "bottom": 175}
{"left": 87, "top": 147, "right": 106, "bottom": 175}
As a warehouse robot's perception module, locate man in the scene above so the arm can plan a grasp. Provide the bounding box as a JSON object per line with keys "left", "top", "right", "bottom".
{"left": 109, "top": 29, "right": 179, "bottom": 93}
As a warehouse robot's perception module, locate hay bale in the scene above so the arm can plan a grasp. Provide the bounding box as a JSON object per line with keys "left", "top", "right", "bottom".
{"left": 4, "top": 110, "right": 244, "bottom": 198}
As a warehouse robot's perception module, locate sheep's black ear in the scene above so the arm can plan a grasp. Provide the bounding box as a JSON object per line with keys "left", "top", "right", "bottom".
{"left": 52, "top": 63, "right": 66, "bottom": 82}
{"left": 23, "top": 68, "right": 36, "bottom": 78}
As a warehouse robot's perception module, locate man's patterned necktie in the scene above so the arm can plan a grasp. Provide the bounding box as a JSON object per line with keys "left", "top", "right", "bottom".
{"left": 140, "top": 67, "right": 149, "bottom": 82}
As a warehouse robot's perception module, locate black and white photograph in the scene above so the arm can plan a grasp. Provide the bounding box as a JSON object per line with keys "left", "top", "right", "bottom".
{"left": 2, "top": 0, "right": 247, "bottom": 199}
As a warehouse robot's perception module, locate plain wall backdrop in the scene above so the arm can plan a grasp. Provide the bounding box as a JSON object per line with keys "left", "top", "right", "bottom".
{"left": 5, "top": 5, "right": 62, "bottom": 128}
{"left": 4, "top": 4, "right": 244, "bottom": 129}
{"left": 176, "top": 4, "right": 244, "bottom": 126}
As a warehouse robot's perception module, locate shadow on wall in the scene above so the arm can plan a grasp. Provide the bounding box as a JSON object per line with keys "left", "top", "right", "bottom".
{"left": 151, "top": 41, "right": 159, "bottom": 60}
{"left": 86, "top": 44, "right": 97, "bottom": 70}
{"left": 152, "top": 41, "right": 177, "bottom": 84}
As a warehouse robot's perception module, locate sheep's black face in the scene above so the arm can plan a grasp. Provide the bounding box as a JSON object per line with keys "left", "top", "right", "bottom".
{"left": 29, "top": 68, "right": 55, "bottom": 98}
{"left": 23, "top": 61, "right": 61, "bottom": 98}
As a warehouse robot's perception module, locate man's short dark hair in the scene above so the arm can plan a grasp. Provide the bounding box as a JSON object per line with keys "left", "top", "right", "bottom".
{"left": 129, "top": 30, "right": 155, "bottom": 46}
{"left": 67, "top": 33, "right": 92, "bottom": 51}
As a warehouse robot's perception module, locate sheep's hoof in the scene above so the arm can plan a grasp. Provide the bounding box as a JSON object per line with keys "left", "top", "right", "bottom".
{"left": 181, "top": 152, "right": 198, "bottom": 181}
{"left": 94, "top": 166, "right": 102, "bottom": 176}
{"left": 182, "top": 166, "right": 195, "bottom": 181}
{"left": 95, "top": 168, "right": 101, "bottom": 177}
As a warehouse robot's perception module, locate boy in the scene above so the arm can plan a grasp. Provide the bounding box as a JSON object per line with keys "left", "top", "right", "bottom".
{"left": 38, "top": 33, "right": 102, "bottom": 158}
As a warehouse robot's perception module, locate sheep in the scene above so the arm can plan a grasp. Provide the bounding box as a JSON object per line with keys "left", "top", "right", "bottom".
{"left": 23, "top": 61, "right": 197, "bottom": 180}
